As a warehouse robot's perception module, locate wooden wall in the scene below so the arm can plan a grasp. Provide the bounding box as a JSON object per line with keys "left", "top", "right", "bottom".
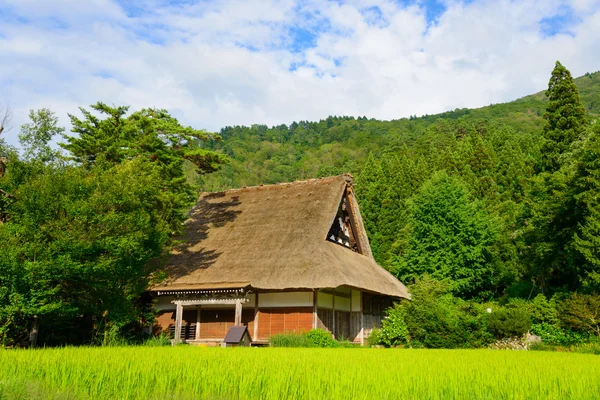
{"left": 256, "top": 307, "right": 313, "bottom": 340}
{"left": 199, "top": 309, "right": 256, "bottom": 339}
{"left": 154, "top": 290, "right": 396, "bottom": 344}
{"left": 361, "top": 293, "right": 392, "bottom": 340}
{"left": 316, "top": 309, "right": 361, "bottom": 342}
{"left": 155, "top": 309, "right": 197, "bottom": 340}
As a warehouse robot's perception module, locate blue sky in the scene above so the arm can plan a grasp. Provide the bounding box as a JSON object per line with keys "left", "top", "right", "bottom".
{"left": 1, "top": 0, "right": 599, "bottom": 146}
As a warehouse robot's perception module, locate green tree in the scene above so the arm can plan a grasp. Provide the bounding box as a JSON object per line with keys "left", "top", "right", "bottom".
{"left": 61, "top": 102, "right": 226, "bottom": 174}
{"left": 394, "top": 172, "right": 500, "bottom": 298}
{"left": 0, "top": 102, "right": 228, "bottom": 346}
{"left": 0, "top": 158, "right": 181, "bottom": 346}
{"left": 18, "top": 109, "right": 64, "bottom": 162}
{"left": 61, "top": 102, "right": 227, "bottom": 224}
{"left": 541, "top": 61, "right": 588, "bottom": 172}
{"left": 400, "top": 277, "right": 492, "bottom": 348}
{"left": 521, "top": 168, "right": 579, "bottom": 291}
{"left": 558, "top": 293, "right": 600, "bottom": 337}
{"left": 355, "top": 152, "right": 385, "bottom": 260}
{"left": 573, "top": 123, "right": 600, "bottom": 290}
{"left": 521, "top": 63, "right": 590, "bottom": 292}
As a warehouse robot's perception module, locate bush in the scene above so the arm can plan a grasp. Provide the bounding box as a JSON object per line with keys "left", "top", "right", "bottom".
{"left": 557, "top": 293, "right": 600, "bottom": 338}
{"left": 380, "top": 303, "right": 409, "bottom": 347}
{"left": 367, "top": 329, "right": 384, "bottom": 347}
{"left": 572, "top": 343, "right": 600, "bottom": 355}
{"left": 530, "top": 342, "right": 600, "bottom": 355}
{"left": 530, "top": 294, "right": 559, "bottom": 325}
{"left": 143, "top": 333, "right": 171, "bottom": 347}
{"left": 305, "top": 329, "right": 338, "bottom": 348}
{"left": 270, "top": 333, "right": 313, "bottom": 348}
{"left": 402, "top": 277, "right": 492, "bottom": 348}
{"left": 488, "top": 303, "right": 530, "bottom": 338}
{"left": 530, "top": 323, "right": 589, "bottom": 346}
{"left": 270, "top": 329, "right": 339, "bottom": 348}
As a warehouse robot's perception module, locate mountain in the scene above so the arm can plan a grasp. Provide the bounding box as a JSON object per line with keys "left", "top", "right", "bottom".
{"left": 197, "top": 71, "right": 600, "bottom": 192}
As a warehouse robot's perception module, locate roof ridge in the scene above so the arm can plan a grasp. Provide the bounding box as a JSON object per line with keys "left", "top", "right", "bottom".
{"left": 201, "top": 174, "right": 354, "bottom": 196}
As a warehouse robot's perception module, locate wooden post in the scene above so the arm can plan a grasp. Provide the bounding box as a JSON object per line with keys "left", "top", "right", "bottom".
{"left": 253, "top": 293, "right": 259, "bottom": 341}
{"left": 332, "top": 292, "right": 336, "bottom": 339}
{"left": 195, "top": 306, "right": 201, "bottom": 341}
{"left": 234, "top": 298, "right": 242, "bottom": 326}
{"left": 29, "top": 315, "right": 39, "bottom": 348}
{"left": 312, "top": 291, "right": 318, "bottom": 329}
{"left": 174, "top": 302, "right": 183, "bottom": 345}
{"left": 360, "top": 292, "right": 365, "bottom": 346}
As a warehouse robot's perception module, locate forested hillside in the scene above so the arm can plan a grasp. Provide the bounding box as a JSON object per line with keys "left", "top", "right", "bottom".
{"left": 200, "top": 67, "right": 600, "bottom": 302}
{"left": 199, "top": 71, "right": 600, "bottom": 191}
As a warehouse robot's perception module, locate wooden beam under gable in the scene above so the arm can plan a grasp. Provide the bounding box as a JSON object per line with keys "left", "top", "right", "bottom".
{"left": 345, "top": 186, "right": 373, "bottom": 259}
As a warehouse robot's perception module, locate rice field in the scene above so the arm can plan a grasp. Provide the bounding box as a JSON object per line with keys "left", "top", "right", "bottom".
{"left": 1, "top": 347, "right": 599, "bottom": 400}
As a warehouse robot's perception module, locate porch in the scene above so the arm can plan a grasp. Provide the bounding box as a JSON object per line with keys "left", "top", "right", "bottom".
{"left": 154, "top": 287, "right": 393, "bottom": 345}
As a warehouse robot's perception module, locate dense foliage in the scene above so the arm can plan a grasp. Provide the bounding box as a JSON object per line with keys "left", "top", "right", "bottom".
{"left": 370, "top": 279, "right": 599, "bottom": 349}
{"left": 270, "top": 329, "right": 343, "bottom": 348}
{"left": 0, "top": 106, "right": 225, "bottom": 346}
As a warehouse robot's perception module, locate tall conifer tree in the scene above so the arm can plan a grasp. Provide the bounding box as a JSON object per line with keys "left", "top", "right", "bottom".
{"left": 355, "top": 153, "right": 385, "bottom": 260}
{"left": 541, "top": 61, "right": 588, "bottom": 172}
{"left": 573, "top": 123, "right": 600, "bottom": 289}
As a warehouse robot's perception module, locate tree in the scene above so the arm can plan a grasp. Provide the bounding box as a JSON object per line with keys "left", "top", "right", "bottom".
{"left": 0, "top": 103, "right": 12, "bottom": 178}
{"left": 61, "top": 102, "right": 227, "bottom": 173}
{"left": 394, "top": 172, "right": 500, "bottom": 298}
{"left": 19, "top": 108, "right": 64, "bottom": 162}
{"left": 572, "top": 123, "right": 600, "bottom": 290}
{"left": 558, "top": 293, "right": 600, "bottom": 337}
{"left": 355, "top": 152, "right": 385, "bottom": 260}
{"left": 521, "top": 63, "right": 590, "bottom": 292}
{"left": 61, "top": 102, "right": 228, "bottom": 225}
{"left": 541, "top": 61, "right": 588, "bottom": 172}
{"left": 0, "top": 158, "right": 186, "bottom": 346}
{"left": 0, "top": 103, "right": 11, "bottom": 137}
{"left": 521, "top": 171, "right": 566, "bottom": 289}
{"left": 399, "top": 277, "right": 492, "bottom": 348}
{"left": 0, "top": 102, "right": 228, "bottom": 346}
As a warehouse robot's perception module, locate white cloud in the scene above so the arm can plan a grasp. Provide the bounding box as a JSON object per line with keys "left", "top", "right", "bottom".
{"left": 0, "top": 0, "right": 599, "bottom": 146}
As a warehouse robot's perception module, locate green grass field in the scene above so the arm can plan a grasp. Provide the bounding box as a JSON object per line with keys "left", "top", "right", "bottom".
{"left": 1, "top": 347, "right": 599, "bottom": 399}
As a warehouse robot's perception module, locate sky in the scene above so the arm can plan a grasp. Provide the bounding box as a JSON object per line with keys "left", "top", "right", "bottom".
{"left": 1, "top": 0, "right": 600, "bottom": 145}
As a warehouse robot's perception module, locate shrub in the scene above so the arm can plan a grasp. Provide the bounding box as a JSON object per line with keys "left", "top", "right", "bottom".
{"left": 403, "top": 277, "right": 492, "bottom": 348}
{"left": 380, "top": 303, "right": 409, "bottom": 347}
{"left": 270, "top": 329, "right": 339, "bottom": 348}
{"left": 530, "top": 342, "right": 600, "bottom": 355}
{"left": 488, "top": 303, "right": 530, "bottom": 338}
{"left": 367, "top": 329, "right": 384, "bottom": 347}
{"left": 557, "top": 293, "right": 600, "bottom": 338}
{"left": 305, "top": 329, "right": 338, "bottom": 348}
{"left": 338, "top": 340, "right": 359, "bottom": 348}
{"left": 143, "top": 333, "right": 171, "bottom": 347}
{"left": 270, "top": 333, "right": 313, "bottom": 348}
{"left": 572, "top": 343, "right": 600, "bottom": 355}
{"left": 530, "top": 323, "right": 589, "bottom": 346}
{"left": 530, "top": 294, "right": 559, "bottom": 325}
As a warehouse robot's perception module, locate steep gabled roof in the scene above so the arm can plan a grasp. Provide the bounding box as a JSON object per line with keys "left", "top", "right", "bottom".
{"left": 152, "top": 174, "right": 409, "bottom": 298}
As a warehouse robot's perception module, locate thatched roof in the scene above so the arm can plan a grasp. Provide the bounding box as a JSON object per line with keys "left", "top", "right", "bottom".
{"left": 152, "top": 174, "right": 409, "bottom": 298}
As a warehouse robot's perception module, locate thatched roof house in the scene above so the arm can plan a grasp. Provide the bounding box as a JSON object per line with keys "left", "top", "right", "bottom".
{"left": 152, "top": 174, "right": 408, "bottom": 345}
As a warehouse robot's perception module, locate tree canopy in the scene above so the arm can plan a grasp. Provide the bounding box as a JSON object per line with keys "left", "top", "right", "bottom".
{"left": 0, "top": 104, "right": 227, "bottom": 346}
{"left": 541, "top": 61, "right": 588, "bottom": 172}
